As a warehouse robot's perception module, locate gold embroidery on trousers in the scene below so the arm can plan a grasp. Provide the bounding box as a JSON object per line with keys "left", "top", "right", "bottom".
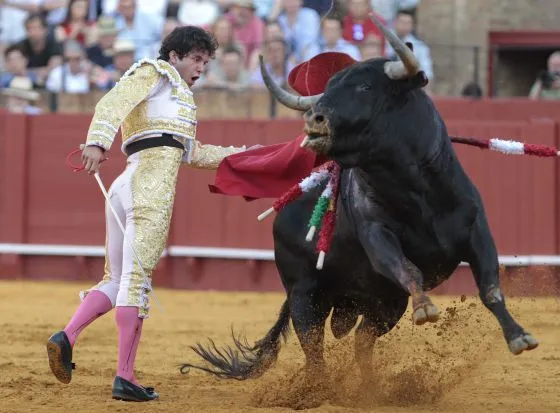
{"left": 129, "top": 146, "right": 183, "bottom": 318}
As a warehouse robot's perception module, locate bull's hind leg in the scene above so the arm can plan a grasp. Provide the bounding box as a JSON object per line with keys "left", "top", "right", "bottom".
{"left": 289, "top": 280, "right": 332, "bottom": 379}
{"left": 284, "top": 280, "right": 333, "bottom": 409}
{"left": 358, "top": 223, "right": 439, "bottom": 325}
{"left": 355, "top": 294, "right": 408, "bottom": 385}
{"left": 466, "top": 214, "right": 538, "bottom": 355}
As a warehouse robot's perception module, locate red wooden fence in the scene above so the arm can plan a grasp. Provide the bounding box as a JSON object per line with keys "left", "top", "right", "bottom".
{"left": 2, "top": 98, "right": 560, "bottom": 295}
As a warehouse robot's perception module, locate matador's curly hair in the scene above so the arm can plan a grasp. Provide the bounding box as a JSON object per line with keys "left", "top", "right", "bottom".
{"left": 158, "top": 26, "right": 218, "bottom": 61}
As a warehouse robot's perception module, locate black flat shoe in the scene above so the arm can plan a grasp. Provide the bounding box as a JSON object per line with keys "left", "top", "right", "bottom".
{"left": 112, "top": 376, "right": 159, "bottom": 402}
{"left": 46, "top": 331, "right": 75, "bottom": 384}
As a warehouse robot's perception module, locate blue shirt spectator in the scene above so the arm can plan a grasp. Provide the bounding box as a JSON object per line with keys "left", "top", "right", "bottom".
{"left": 0, "top": 44, "right": 39, "bottom": 88}
{"left": 277, "top": 0, "right": 321, "bottom": 63}
{"left": 314, "top": 17, "right": 362, "bottom": 61}
{"left": 384, "top": 12, "right": 433, "bottom": 80}
{"left": 250, "top": 39, "right": 294, "bottom": 88}
{"left": 110, "top": 0, "right": 163, "bottom": 60}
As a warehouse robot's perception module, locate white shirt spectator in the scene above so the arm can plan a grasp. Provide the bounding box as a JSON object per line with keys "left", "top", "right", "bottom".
{"left": 101, "top": 0, "right": 168, "bottom": 17}
{"left": 312, "top": 17, "right": 363, "bottom": 61}
{"left": 45, "top": 4, "right": 67, "bottom": 26}
{"left": 320, "top": 39, "right": 362, "bottom": 61}
{"left": 111, "top": 4, "right": 164, "bottom": 60}
{"left": 0, "top": 0, "right": 41, "bottom": 45}
{"left": 370, "top": 0, "right": 420, "bottom": 26}
{"left": 178, "top": 0, "right": 220, "bottom": 27}
{"left": 277, "top": 6, "right": 321, "bottom": 63}
{"left": 385, "top": 33, "right": 433, "bottom": 80}
{"left": 253, "top": 0, "right": 274, "bottom": 20}
{"left": 46, "top": 64, "right": 91, "bottom": 93}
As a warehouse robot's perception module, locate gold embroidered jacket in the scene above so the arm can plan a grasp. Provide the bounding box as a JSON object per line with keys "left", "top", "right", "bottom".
{"left": 85, "top": 58, "right": 245, "bottom": 169}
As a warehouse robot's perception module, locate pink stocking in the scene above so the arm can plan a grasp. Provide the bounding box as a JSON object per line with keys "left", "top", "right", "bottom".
{"left": 63, "top": 290, "right": 112, "bottom": 347}
{"left": 115, "top": 306, "right": 143, "bottom": 386}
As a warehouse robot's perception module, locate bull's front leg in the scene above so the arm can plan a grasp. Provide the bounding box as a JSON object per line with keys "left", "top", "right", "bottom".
{"left": 465, "top": 214, "right": 538, "bottom": 355}
{"left": 358, "top": 223, "right": 440, "bottom": 325}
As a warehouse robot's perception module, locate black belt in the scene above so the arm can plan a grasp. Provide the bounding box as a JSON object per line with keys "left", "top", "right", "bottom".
{"left": 125, "top": 134, "right": 184, "bottom": 156}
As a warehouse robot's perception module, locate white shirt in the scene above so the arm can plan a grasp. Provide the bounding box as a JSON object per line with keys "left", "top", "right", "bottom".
{"left": 178, "top": 0, "right": 219, "bottom": 27}
{"left": 46, "top": 64, "right": 91, "bottom": 94}
{"left": 101, "top": 0, "right": 168, "bottom": 17}
{"left": 385, "top": 33, "right": 434, "bottom": 80}
{"left": 370, "top": 0, "right": 421, "bottom": 25}
{"left": 0, "top": 0, "right": 42, "bottom": 44}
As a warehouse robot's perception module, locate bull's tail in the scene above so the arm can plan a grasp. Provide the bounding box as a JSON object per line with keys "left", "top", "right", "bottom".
{"left": 179, "top": 300, "right": 290, "bottom": 380}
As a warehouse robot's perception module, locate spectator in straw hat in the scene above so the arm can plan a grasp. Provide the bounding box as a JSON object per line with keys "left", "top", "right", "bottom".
{"left": 2, "top": 76, "right": 42, "bottom": 115}
{"left": 226, "top": 0, "right": 264, "bottom": 65}
{"left": 92, "top": 38, "right": 136, "bottom": 89}
{"left": 87, "top": 15, "right": 120, "bottom": 68}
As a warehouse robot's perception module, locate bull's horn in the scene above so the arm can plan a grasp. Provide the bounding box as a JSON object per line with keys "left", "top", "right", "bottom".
{"left": 258, "top": 55, "right": 323, "bottom": 111}
{"left": 369, "top": 13, "right": 420, "bottom": 78}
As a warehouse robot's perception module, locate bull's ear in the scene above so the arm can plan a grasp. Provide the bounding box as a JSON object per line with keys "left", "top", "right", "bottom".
{"left": 390, "top": 70, "right": 429, "bottom": 94}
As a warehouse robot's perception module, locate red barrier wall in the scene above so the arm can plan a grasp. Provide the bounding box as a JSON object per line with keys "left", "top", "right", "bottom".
{"left": 2, "top": 99, "right": 560, "bottom": 296}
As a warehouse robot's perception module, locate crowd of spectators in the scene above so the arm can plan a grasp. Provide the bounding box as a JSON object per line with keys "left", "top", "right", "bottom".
{"left": 0, "top": 0, "right": 434, "bottom": 112}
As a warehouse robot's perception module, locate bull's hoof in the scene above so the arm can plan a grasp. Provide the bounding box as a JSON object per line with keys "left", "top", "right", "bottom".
{"left": 508, "top": 334, "right": 539, "bottom": 355}
{"left": 412, "top": 303, "right": 440, "bottom": 325}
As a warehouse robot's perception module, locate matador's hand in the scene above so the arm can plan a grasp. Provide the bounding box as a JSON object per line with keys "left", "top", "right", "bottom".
{"left": 81, "top": 145, "right": 107, "bottom": 175}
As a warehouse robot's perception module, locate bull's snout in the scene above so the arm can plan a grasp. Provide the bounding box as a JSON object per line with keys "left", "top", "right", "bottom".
{"left": 304, "top": 111, "right": 331, "bottom": 139}
{"left": 308, "top": 112, "right": 326, "bottom": 125}
{"left": 302, "top": 111, "right": 332, "bottom": 152}
{"left": 305, "top": 112, "right": 327, "bottom": 126}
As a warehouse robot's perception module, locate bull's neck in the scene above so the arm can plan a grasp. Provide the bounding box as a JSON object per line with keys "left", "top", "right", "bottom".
{"left": 353, "top": 135, "right": 447, "bottom": 198}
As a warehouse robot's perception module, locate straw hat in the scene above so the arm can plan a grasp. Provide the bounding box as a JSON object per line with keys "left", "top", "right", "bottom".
{"left": 2, "top": 76, "right": 39, "bottom": 101}
{"left": 97, "top": 16, "right": 119, "bottom": 36}
{"left": 231, "top": 0, "right": 256, "bottom": 9}
{"left": 111, "top": 38, "right": 136, "bottom": 55}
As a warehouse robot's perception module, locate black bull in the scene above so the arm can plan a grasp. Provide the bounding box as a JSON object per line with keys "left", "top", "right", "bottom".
{"left": 179, "top": 17, "right": 539, "bottom": 384}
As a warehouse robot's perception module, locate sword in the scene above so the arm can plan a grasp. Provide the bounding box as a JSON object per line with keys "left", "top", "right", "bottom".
{"left": 93, "top": 171, "right": 165, "bottom": 314}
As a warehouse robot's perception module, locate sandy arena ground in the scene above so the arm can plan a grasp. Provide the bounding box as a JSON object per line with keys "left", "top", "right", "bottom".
{"left": 1, "top": 279, "right": 559, "bottom": 413}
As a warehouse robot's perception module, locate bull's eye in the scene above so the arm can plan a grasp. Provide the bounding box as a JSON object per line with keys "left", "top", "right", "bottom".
{"left": 357, "top": 83, "right": 372, "bottom": 92}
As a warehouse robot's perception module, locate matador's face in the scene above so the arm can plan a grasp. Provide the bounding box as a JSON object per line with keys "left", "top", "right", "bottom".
{"left": 170, "top": 50, "right": 210, "bottom": 87}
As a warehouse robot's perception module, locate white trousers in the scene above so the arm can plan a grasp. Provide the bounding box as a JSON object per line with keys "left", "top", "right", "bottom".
{"left": 81, "top": 146, "right": 183, "bottom": 318}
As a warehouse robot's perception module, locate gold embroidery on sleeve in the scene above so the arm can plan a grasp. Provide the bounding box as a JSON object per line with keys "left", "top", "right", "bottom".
{"left": 186, "top": 141, "right": 246, "bottom": 170}
{"left": 85, "top": 63, "right": 161, "bottom": 150}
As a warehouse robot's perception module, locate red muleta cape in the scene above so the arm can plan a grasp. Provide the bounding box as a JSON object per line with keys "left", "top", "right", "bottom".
{"left": 208, "top": 52, "right": 358, "bottom": 201}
